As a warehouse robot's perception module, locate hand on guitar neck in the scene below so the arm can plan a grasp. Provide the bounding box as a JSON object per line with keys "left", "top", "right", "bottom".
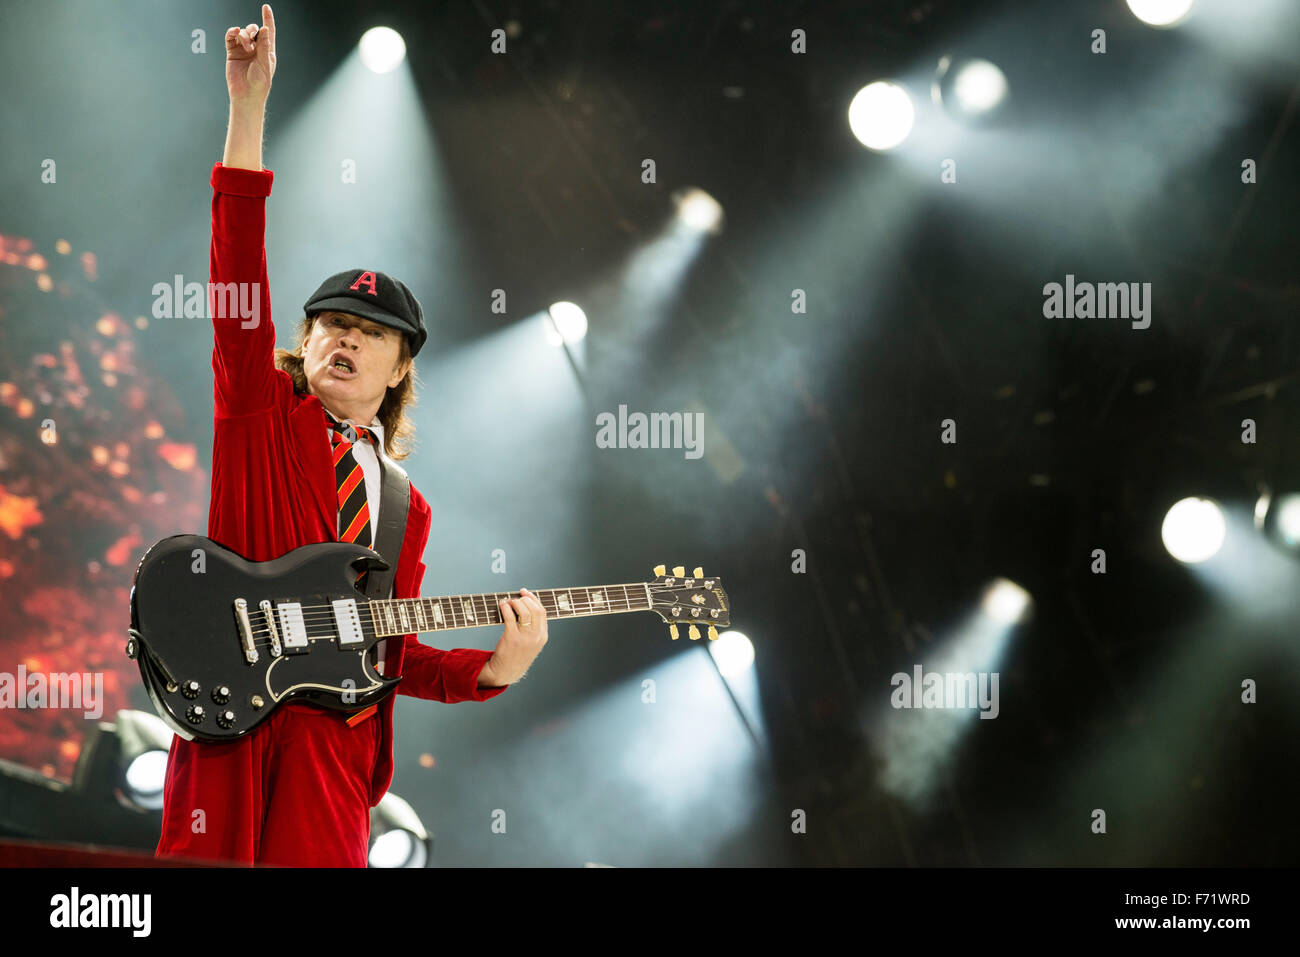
{"left": 479, "top": 588, "right": 549, "bottom": 687}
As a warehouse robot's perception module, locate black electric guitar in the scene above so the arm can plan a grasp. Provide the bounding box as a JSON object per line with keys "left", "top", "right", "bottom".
{"left": 127, "top": 534, "right": 731, "bottom": 742}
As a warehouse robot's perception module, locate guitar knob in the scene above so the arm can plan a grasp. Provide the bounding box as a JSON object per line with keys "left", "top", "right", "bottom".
{"left": 688, "top": 624, "right": 700, "bottom": 641}
{"left": 693, "top": 567, "right": 703, "bottom": 579}
{"left": 707, "top": 625, "right": 719, "bottom": 641}
{"left": 211, "top": 685, "right": 231, "bottom": 705}
{"left": 669, "top": 624, "right": 680, "bottom": 640}
{"left": 653, "top": 565, "right": 666, "bottom": 577}
{"left": 250, "top": 695, "right": 265, "bottom": 710}
{"left": 672, "top": 566, "right": 685, "bottom": 578}
{"left": 186, "top": 705, "right": 206, "bottom": 725}
{"left": 216, "top": 710, "right": 236, "bottom": 730}
{"left": 181, "top": 680, "right": 201, "bottom": 699}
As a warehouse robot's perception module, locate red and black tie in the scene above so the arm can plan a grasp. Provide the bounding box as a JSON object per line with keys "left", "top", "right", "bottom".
{"left": 327, "top": 414, "right": 375, "bottom": 549}
{"left": 327, "top": 413, "right": 385, "bottom": 729}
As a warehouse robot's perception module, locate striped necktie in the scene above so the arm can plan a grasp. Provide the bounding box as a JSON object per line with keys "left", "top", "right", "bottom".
{"left": 328, "top": 413, "right": 385, "bottom": 729}
{"left": 327, "top": 414, "right": 376, "bottom": 549}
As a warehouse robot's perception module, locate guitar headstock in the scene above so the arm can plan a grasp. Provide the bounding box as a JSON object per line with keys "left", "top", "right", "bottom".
{"left": 646, "top": 564, "right": 731, "bottom": 640}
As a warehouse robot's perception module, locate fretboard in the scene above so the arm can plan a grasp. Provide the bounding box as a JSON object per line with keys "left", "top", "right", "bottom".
{"left": 366, "top": 584, "right": 652, "bottom": 638}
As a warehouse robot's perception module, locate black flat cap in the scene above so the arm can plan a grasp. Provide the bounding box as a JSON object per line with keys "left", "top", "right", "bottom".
{"left": 303, "top": 269, "right": 427, "bottom": 357}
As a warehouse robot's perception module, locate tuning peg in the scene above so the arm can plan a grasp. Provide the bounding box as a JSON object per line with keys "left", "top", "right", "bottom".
{"left": 693, "top": 567, "right": 703, "bottom": 579}
{"left": 653, "top": 564, "right": 666, "bottom": 577}
{"left": 672, "top": 566, "right": 685, "bottom": 578}
{"left": 707, "top": 625, "right": 718, "bottom": 641}
{"left": 688, "top": 624, "right": 700, "bottom": 641}
{"left": 669, "top": 623, "right": 680, "bottom": 640}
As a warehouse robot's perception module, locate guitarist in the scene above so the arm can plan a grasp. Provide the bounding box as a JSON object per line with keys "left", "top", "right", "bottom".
{"left": 155, "top": 4, "right": 549, "bottom": 866}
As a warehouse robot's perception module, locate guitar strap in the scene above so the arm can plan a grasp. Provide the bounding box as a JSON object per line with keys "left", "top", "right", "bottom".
{"left": 343, "top": 441, "right": 410, "bottom": 730}
{"left": 362, "top": 440, "right": 411, "bottom": 601}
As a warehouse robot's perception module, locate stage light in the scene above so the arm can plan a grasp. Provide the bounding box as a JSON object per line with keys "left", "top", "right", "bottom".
{"left": 1253, "top": 489, "right": 1300, "bottom": 555}
{"left": 1275, "top": 496, "right": 1300, "bottom": 546}
{"left": 848, "top": 81, "right": 915, "bottom": 151}
{"left": 71, "top": 709, "right": 173, "bottom": 812}
{"left": 980, "top": 578, "right": 1031, "bottom": 625}
{"left": 933, "top": 57, "right": 1009, "bottom": 122}
{"left": 368, "top": 791, "right": 432, "bottom": 867}
{"left": 1126, "top": 0, "right": 1195, "bottom": 28}
{"left": 112, "top": 711, "right": 172, "bottom": 810}
{"left": 873, "top": 591, "right": 1018, "bottom": 806}
{"left": 954, "top": 61, "right": 1007, "bottom": 113}
{"left": 707, "top": 630, "right": 754, "bottom": 678}
{"left": 1162, "top": 496, "right": 1225, "bottom": 563}
{"left": 545, "top": 301, "right": 588, "bottom": 347}
{"left": 359, "top": 27, "right": 406, "bottom": 73}
{"left": 1254, "top": 490, "right": 1271, "bottom": 529}
{"left": 674, "top": 188, "right": 724, "bottom": 233}
{"left": 369, "top": 828, "right": 424, "bottom": 868}
{"left": 122, "top": 750, "right": 168, "bottom": 811}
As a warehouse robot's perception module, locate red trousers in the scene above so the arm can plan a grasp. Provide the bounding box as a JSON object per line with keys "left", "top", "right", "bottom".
{"left": 155, "top": 702, "right": 380, "bottom": 867}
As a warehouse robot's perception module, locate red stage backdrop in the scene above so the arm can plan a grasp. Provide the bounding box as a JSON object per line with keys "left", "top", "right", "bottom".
{"left": 0, "top": 232, "right": 205, "bottom": 780}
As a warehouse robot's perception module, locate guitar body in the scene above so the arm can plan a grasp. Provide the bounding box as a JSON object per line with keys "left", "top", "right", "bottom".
{"left": 128, "top": 535, "right": 400, "bottom": 742}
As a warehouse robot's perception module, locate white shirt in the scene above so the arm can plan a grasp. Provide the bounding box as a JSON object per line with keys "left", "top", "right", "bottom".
{"left": 328, "top": 414, "right": 390, "bottom": 675}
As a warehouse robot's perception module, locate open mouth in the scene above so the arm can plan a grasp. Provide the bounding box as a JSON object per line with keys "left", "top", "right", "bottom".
{"left": 328, "top": 353, "right": 358, "bottom": 378}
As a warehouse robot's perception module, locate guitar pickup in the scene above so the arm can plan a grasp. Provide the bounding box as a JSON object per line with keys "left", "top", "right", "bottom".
{"left": 332, "top": 599, "right": 364, "bottom": 648}
{"left": 277, "top": 602, "right": 309, "bottom": 652}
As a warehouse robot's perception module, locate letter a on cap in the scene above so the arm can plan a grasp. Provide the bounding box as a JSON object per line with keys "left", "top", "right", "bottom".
{"left": 350, "top": 271, "right": 378, "bottom": 296}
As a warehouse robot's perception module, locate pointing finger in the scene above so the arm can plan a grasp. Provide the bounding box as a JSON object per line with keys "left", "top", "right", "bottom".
{"left": 262, "top": 4, "right": 276, "bottom": 44}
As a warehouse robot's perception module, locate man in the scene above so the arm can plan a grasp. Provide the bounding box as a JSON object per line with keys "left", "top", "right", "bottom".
{"left": 155, "top": 4, "right": 548, "bottom": 867}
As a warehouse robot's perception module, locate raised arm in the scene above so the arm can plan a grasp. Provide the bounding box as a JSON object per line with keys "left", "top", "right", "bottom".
{"left": 211, "top": 4, "right": 278, "bottom": 417}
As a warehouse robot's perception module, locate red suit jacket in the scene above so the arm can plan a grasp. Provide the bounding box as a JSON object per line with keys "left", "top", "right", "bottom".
{"left": 155, "top": 163, "right": 505, "bottom": 864}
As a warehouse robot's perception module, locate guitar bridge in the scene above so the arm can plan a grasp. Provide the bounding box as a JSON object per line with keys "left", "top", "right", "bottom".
{"left": 234, "top": 598, "right": 258, "bottom": 665}
{"left": 260, "top": 600, "right": 282, "bottom": 657}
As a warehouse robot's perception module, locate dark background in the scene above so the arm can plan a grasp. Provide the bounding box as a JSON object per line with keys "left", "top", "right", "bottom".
{"left": 1, "top": 0, "right": 1297, "bottom": 865}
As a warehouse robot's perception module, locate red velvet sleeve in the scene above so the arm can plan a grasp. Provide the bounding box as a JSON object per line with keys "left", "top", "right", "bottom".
{"left": 209, "top": 162, "right": 277, "bottom": 417}
{"left": 398, "top": 642, "right": 506, "bottom": 703}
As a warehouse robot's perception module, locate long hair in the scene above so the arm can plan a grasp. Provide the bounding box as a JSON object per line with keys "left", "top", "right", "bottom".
{"left": 273, "top": 313, "right": 419, "bottom": 460}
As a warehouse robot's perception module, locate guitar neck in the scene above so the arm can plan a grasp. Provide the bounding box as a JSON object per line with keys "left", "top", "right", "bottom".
{"left": 367, "top": 584, "right": 652, "bottom": 638}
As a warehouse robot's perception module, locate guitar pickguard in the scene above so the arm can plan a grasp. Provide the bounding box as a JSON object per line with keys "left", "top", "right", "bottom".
{"left": 264, "top": 649, "right": 386, "bottom": 702}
